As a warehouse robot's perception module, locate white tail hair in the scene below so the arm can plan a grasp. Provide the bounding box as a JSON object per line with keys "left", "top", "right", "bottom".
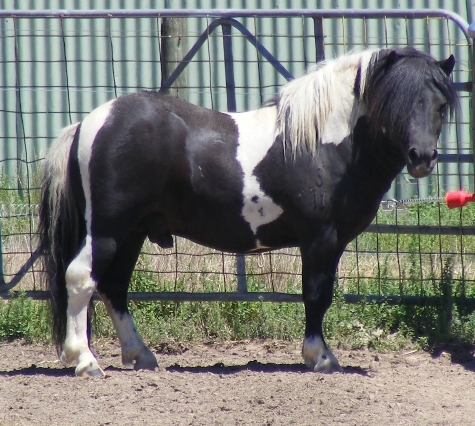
{"left": 41, "top": 123, "right": 80, "bottom": 255}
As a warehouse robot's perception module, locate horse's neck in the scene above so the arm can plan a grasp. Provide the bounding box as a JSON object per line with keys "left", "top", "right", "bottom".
{"left": 352, "top": 117, "right": 406, "bottom": 193}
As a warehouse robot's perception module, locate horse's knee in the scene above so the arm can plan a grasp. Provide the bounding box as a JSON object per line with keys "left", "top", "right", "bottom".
{"left": 65, "top": 268, "right": 95, "bottom": 317}
{"left": 303, "top": 272, "right": 335, "bottom": 310}
{"left": 65, "top": 242, "right": 96, "bottom": 301}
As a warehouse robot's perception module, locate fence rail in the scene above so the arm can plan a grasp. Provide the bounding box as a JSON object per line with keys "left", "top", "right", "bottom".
{"left": 0, "top": 8, "right": 474, "bottom": 305}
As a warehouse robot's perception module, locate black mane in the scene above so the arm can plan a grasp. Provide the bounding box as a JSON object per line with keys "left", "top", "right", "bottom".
{"left": 363, "top": 47, "right": 458, "bottom": 138}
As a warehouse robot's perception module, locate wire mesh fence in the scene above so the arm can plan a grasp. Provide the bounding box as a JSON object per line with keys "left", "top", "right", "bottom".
{"left": 0, "top": 9, "right": 474, "bottom": 303}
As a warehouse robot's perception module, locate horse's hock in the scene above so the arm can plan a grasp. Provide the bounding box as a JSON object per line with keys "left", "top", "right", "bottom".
{"left": 0, "top": 6, "right": 474, "bottom": 309}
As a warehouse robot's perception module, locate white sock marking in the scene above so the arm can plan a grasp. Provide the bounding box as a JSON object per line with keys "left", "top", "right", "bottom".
{"left": 100, "top": 296, "right": 151, "bottom": 366}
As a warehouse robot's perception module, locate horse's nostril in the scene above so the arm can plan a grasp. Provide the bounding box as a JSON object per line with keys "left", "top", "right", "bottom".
{"left": 408, "top": 147, "right": 419, "bottom": 164}
{"left": 431, "top": 149, "right": 438, "bottom": 161}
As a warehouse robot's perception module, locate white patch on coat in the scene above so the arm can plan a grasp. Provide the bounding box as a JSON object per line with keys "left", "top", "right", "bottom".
{"left": 62, "top": 235, "right": 98, "bottom": 373}
{"left": 61, "top": 100, "right": 114, "bottom": 373}
{"left": 77, "top": 99, "right": 115, "bottom": 233}
{"left": 227, "top": 107, "right": 283, "bottom": 235}
{"left": 318, "top": 66, "right": 367, "bottom": 145}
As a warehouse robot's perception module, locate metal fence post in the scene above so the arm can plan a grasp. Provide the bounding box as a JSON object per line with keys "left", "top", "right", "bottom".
{"left": 313, "top": 17, "right": 325, "bottom": 63}
{"left": 222, "top": 21, "right": 247, "bottom": 293}
{"left": 468, "top": 22, "right": 475, "bottom": 175}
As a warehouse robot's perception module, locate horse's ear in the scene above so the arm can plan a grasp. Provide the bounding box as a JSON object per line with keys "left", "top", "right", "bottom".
{"left": 385, "top": 50, "right": 400, "bottom": 69}
{"left": 438, "top": 54, "right": 455, "bottom": 76}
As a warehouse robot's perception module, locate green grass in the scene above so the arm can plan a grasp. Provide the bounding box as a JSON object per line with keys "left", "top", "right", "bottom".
{"left": 1, "top": 183, "right": 475, "bottom": 356}
{"left": 3, "top": 266, "right": 474, "bottom": 355}
{"left": 0, "top": 291, "right": 51, "bottom": 343}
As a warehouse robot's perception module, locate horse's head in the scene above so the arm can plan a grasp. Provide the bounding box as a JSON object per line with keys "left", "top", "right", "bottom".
{"left": 364, "top": 48, "right": 457, "bottom": 178}
{"left": 404, "top": 54, "right": 456, "bottom": 177}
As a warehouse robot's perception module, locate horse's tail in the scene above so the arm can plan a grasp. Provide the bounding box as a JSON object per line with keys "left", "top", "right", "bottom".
{"left": 38, "top": 122, "right": 84, "bottom": 351}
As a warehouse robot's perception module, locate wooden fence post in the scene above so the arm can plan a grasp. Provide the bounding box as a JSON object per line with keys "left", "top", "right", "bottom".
{"left": 161, "top": 16, "right": 188, "bottom": 99}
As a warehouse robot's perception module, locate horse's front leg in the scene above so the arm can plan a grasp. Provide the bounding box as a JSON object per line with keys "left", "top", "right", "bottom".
{"left": 300, "top": 240, "right": 342, "bottom": 373}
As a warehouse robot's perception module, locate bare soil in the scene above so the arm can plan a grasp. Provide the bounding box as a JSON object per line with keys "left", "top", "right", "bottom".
{"left": 1, "top": 339, "right": 475, "bottom": 425}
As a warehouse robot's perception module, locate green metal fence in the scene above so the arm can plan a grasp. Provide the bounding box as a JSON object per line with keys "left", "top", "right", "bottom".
{"left": 0, "top": 8, "right": 474, "bottom": 307}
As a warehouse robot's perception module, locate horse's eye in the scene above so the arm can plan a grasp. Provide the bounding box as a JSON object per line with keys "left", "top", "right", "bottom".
{"left": 439, "top": 103, "right": 447, "bottom": 116}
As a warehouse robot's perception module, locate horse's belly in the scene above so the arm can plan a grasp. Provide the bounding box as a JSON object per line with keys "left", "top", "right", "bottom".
{"left": 179, "top": 213, "right": 261, "bottom": 253}
{"left": 174, "top": 202, "right": 296, "bottom": 254}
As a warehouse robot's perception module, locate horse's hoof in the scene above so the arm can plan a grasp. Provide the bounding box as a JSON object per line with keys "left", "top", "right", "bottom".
{"left": 75, "top": 360, "right": 106, "bottom": 378}
{"left": 302, "top": 336, "right": 342, "bottom": 374}
{"left": 122, "top": 345, "right": 159, "bottom": 371}
{"left": 78, "top": 367, "right": 106, "bottom": 378}
{"left": 133, "top": 354, "right": 159, "bottom": 371}
{"left": 311, "top": 355, "right": 342, "bottom": 373}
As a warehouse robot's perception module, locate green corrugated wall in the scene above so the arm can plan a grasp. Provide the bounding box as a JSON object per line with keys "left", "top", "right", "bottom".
{"left": 0, "top": 1, "right": 474, "bottom": 199}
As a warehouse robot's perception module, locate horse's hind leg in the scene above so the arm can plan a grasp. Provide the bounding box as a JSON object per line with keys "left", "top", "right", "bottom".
{"left": 62, "top": 236, "right": 105, "bottom": 377}
{"left": 97, "top": 231, "right": 158, "bottom": 371}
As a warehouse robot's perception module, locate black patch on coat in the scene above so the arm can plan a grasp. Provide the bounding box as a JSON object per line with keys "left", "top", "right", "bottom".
{"left": 68, "top": 123, "right": 86, "bottom": 218}
{"left": 87, "top": 93, "right": 258, "bottom": 285}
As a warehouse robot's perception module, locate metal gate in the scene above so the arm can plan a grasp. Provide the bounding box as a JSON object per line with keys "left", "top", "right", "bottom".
{"left": 0, "top": 8, "right": 474, "bottom": 306}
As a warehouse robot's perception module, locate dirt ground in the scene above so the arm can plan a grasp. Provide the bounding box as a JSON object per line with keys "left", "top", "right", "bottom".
{"left": 1, "top": 339, "right": 475, "bottom": 426}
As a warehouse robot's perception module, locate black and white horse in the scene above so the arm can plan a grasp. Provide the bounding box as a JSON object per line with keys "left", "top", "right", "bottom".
{"left": 39, "top": 47, "right": 456, "bottom": 377}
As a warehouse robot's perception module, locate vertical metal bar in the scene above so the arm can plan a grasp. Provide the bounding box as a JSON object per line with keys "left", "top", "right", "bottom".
{"left": 222, "top": 22, "right": 236, "bottom": 112}
{"left": 469, "top": 23, "right": 475, "bottom": 189}
{"left": 222, "top": 22, "right": 247, "bottom": 293}
{"left": 0, "top": 220, "right": 4, "bottom": 287}
{"left": 313, "top": 17, "right": 325, "bottom": 62}
{"left": 13, "top": 17, "right": 24, "bottom": 201}
{"left": 236, "top": 255, "right": 247, "bottom": 293}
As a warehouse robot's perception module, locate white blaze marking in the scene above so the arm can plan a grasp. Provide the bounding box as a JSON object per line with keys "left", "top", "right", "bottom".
{"left": 227, "top": 107, "right": 283, "bottom": 235}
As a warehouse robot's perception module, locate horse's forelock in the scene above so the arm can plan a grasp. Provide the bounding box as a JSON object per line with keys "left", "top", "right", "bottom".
{"left": 363, "top": 48, "right": 457, "bottom": 138}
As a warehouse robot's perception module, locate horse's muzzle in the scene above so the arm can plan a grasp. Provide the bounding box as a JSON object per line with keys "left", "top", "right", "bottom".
{"left": 407, "top": 147, "right": 438, "bottom": 178}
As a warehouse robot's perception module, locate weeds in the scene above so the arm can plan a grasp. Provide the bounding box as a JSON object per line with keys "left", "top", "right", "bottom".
{"left": 0, "top": 291, "right": 50, "bottom": 342}
{"left": 0, "top": 186, "right": 475, "bottom": 352}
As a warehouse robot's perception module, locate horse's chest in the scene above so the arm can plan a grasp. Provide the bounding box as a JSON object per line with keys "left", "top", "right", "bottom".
{"left": 228, "top": 109, "right": 286, "bottom": 234}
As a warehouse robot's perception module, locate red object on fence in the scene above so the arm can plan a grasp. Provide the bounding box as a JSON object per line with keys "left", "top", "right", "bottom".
{"left": 445, "top": 190, "right": 475, "bottom": 209}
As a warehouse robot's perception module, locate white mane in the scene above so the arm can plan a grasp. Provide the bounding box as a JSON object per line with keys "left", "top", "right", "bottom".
{"left": 275, "top": 49, "right": 378, "bottom": 159}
